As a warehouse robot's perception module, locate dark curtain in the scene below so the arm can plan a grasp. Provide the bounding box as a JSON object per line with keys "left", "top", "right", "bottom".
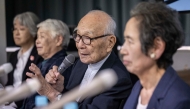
{"left": 5, "top": 0, "right": 147, "bottom": 47}
{"left": 5, "top": 0, "right": 190, "bottom": 47}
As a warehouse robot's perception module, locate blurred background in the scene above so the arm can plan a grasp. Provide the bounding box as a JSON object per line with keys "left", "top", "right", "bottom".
{"left": 0, "top": 0, "right": 190, "bottom": 84}
{"left": 4, "top": 0, "right": 190, "bottom": 47}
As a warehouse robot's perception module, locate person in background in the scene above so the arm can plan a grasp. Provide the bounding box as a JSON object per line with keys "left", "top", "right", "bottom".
{"left": 22, "top": 19, "right": 72, "bottom": 109}
{"left": 27, "top": 10, "right": 133, "bottom": 109}
{"left": 6, "top": 12, "right": 43, "bottom": 108}
{"left": 121, "top": 2, "right": 190, "bottom": 109}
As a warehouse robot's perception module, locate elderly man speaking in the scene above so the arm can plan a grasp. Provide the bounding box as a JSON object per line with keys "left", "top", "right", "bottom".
{"left": 28, "top": 10, "right": 133, "bottom": 109}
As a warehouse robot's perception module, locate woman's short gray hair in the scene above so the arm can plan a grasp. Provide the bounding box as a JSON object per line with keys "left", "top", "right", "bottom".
{"left": 37, "top": 19, "right": 70, "bottom": 48}
{"left": 13, "top": 12, "right": 40, "bottom": 37}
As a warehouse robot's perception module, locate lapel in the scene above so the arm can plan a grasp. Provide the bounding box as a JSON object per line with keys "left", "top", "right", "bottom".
{"left": 147, "top": 66, "right": 177, "bottom": 109}
{"left": 67, "top": 52, "right": 116, "bottom": 90}
{"left": 22, "top": 47, "right": 36, "bottom": 81}
{"left": 22, "top": 46, "right": 40, "bottom": 81}
{"left": 66, "top": 60, "right": 88, "bottom": 90}
{"left": 124, "top": 81, "right": 142, "bottom": 109}
{"left": 96, "top": 52, "right": 116, "bottom": 76}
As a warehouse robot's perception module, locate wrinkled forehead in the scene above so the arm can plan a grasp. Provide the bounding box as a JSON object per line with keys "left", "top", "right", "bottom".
{"left": 76, "top": 14, "right": 106, "bottom": 36}
{"left": 37, "top": 27, "right": 50, "bottom": 36}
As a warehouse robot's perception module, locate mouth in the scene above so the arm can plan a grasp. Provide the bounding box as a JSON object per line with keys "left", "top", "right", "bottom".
{"left": 36, "top": 47, "right": 42, "bottom": 50}
{"left": 79, "top": 52, "right": 89, "bottom": 57}
{"left": 122, "top": 59, "right": 131, "bottom": 66}
{"left": 14, "top": 37, "right": 20, "bottom": 40}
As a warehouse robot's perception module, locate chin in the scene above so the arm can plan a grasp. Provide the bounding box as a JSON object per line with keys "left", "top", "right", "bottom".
{"left": 15, "top": 42, "right": 22, "bottom": 46}
{"left": 81, "top": 60, "right": 90, "bottom": 64}
{"left": 126, "top": 67, "right": 133, "bottom": 73}
{"left": 37, "top": 52, "right": 43, "bottom": 56}
{"left": 80, "top": 59, "right": 91, "bottom": 64}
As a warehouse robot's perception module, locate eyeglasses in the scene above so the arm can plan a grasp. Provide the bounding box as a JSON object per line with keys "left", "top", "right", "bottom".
{"left": 73, "top": 30, "right": 112, "bottom": 45}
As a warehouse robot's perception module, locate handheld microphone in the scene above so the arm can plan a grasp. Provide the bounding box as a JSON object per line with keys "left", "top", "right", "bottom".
{"left": 42, "top": 69, "right": 118, "bottom": 109}
{"left": 58, "top": 54, "right": 75, "bottom": 74}
{"left": 0, "top": 63, "right": 13, "bottom": 77}
{"left": 0, "top": 78, "right": 41, "bottom": 105}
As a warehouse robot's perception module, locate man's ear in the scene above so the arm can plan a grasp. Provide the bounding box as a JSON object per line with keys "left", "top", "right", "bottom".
{"left": 55, "top": 35, "right": 63, "bottom": 46}
{"left": 149, "top": 37, "right": 165, "bottom": 60}
{"left": 106, "top": 35, "right": 116, "bottom": 52}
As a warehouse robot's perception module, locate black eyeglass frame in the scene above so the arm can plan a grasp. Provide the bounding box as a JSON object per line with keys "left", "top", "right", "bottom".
{"left": 72, "top": 30, "right": 112, "bottom": 45}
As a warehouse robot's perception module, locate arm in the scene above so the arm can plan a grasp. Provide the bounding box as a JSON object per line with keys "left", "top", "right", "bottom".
{"left": 26, "top": 63, "right": 62, "bottom": 102}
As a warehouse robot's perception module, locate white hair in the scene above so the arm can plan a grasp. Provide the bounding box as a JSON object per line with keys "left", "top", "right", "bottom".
{"left": 13, "top": 12, "right": 40, "bottom": 37}
{"left": 87, "top": 10, "right": 116, "bottom": 35}
{"left": 37, "top": 19, "right": 70, "bottom": 48}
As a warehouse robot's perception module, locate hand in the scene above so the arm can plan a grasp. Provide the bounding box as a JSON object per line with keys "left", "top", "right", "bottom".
{"left": 45, "top": 66, "right": 64, "bottom": 92}
{"left": 26, "top": 63, "right": 60, "bottom": 101}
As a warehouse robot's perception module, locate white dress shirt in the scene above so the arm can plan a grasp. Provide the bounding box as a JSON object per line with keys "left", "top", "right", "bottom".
{"left": 136, "top": 96, "right": 148, "bottom": 109}
{"left": 13, "top": 45, "right": 34, "bottom": 88}
{"left": 77, "top": 53, "right": 110, "bottom": 102}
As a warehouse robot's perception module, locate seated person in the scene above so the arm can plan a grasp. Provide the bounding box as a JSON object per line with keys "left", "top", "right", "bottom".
{"left": 27, "top": 10, "right": 133, "bottom": 109}
{"left": 6, "top": 12, "right": 43, "bottom": 108}
{"left": 121, "top": 2, "right": 190, "bottom": 109}
{"left": 23, "top": 19, "right": 71, "bottom": 109}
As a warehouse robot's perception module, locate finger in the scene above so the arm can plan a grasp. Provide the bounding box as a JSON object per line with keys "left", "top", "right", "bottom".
{"left": 45, "top": 74, "right": 56, "bottom": 84}
{"left": 52, "top": 66, "right": 58, "bottom": 72}
{"left": 26, "top": 72, "right": 35, "bottom": 78}
{"left": 55, "top": 72, "right": 64, "bottom": 82}
{"left": 48, "top": 69, "right": 57, "bottom": 81}
{"left": 29, "top": 63, "right": 41, "bottom": 75}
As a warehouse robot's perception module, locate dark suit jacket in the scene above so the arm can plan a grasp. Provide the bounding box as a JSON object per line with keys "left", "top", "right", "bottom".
{"left": 6, "top": 46, "right": 43, "bottom": 108}
{"left": 123, "top": 66, "right": 190, "bottom": 109}
{"left": 66, "top": 52, "right": 133, "bottom": 109}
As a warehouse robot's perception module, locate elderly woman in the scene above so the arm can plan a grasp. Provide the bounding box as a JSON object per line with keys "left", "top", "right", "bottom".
{"left": 6, "top": 12, "right": 43, "bottom": 108}
{"left": 22, "top": 19, "right": 71, "bottom": 109}
{"left": 121, "top": 2, "right": 190, "bottom": 109}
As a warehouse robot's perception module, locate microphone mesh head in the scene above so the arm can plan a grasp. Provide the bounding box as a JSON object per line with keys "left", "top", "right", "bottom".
{"left": 63, "top": 54, "right": 75, "bottom": 67}
{"left": 98, "top": 69, "right": 118, "bottom": 89}
{"left": 27, "top": 78, "right": 41, "bottom": 92}
{"left": 1, "top": 63, "right": 13, "bottom": 74}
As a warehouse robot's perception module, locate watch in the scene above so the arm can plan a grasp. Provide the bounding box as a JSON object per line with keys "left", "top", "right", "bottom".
{"left": 56, "top": 94, "right": 62, "bottom": 101}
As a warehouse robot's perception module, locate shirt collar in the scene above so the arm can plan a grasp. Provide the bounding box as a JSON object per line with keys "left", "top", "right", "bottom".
{"left": 17, "top": 44, "right": 34, "bottom": 59}
{"left": 88, "top": 53, "right": 111, "bottom": 70}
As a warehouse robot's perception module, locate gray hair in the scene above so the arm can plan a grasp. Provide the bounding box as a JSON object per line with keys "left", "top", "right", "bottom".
{"left": 13, "top": 12, "right": 40, "bottom": 37}
{"left": 37, "top": 19, "right": 70, "bottom": 48}
{"left": 87, "top": 10, "right": 116, "bottom": 35}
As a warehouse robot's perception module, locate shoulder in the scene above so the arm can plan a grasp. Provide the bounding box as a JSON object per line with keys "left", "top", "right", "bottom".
{"left": 9, "top": 50, "right": 19, "bottom": 59}
{"left": 48, "top": 51, "right": 67, "bottom": 66}
{"left": 158, "top": 69, "right": 190, "bottom": 108}
{"left": 165, "top": 67, "right": 190, "bottom": 98}
{"left": 166, "top": 76, "right": 190, "bottom": 99}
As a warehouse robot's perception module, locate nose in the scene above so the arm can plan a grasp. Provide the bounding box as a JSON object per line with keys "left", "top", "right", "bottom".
{"left": 120, "top": 43, "right": 128, "bottom": 55}
{"left": 76, "top": 39, "right": 86, "bottom": 49}
{"left": 14, "top": 29, "right": 20, "bottom": 36}
{"left": 36, "top": 38, "right": 40, "bottom": 45}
